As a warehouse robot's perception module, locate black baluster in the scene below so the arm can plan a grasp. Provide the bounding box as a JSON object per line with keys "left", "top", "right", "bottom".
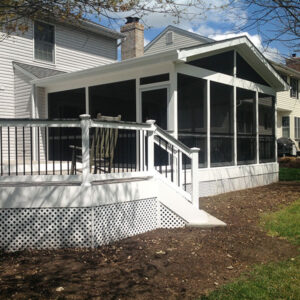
{"left": 178, "top": 150, "right": 180, "bottom": 187}
{"left": 165, "top": 139, "right": 168, "bottom": 178}
{"left": 94, "top": 128, "right": 97, "bottom": 174}
{"left": 30, "top": 127, "right": 33, "bottom": 175}
{"left": 171, "top": 145, "right": 174, "bottom": 182}
{"left": 159, "top": 137, "right": 162, "bottom": 174}
{"left": 60, "top": 127, "right": 63, "bottom": 175}
{"left": 45, "top": 127, "right": 48, "bottom": 175}
{"left": 23, "top": 127, "right": 25, "bottom": 175}
{"left": 52, "top": 128, "right": 55, "bottom": 175}
{"left": 37, "top": 127, "right": 40, "bottom": 175}
{"left": 8, "top": 127, "right": 10, "bottom": 176}
{"left": 15, "top": 127, "right": 18, "bottom": 176}
{"left": 66, "top": 129, "right": 69, "bottom": 175}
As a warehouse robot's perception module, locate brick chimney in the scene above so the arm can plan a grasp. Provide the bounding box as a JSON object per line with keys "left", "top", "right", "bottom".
{"left": 286, "top": 54, "right": 300, "bottom": 72}
{"left": 121, "top": 17, "right": 144, "bottom": 60}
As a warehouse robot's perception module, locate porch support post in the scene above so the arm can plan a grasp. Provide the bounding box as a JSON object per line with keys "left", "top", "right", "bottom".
{"left": 85, "top": 87, "right": 89, "bottom": 114}
{"left": 191, "top": 147, "right": 200, "bottom": 209}
{"left": 256, "top": 91, "right": 259, "bottom": 164}
{"left": 146, "top": 120, "right": 156, "bottom": 173}
{"left": 274, "top": 95, "right": 278, "bottom": 161}
{"left": 233, "top": 51, "right": 237, "bottom": 166}
{"left": 207, "top": 80, "right": 211, "bottom": 168}
{"left": 80, "top": 114, "right": 91, "bottom": 186}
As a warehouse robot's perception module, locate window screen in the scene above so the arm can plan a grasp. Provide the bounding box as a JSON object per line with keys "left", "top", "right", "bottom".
{"left": 282, "top": 116, "right": 290, "bottom": 138}
{"left": 237, "top": 88, "right": 256, "bottom": 165}
{"left": 187, "top": 51, "right": 234, "bottom": 76}
{"left": 89, "top": 80, "right": 136, "bottom": 121}
{"left": 48, "top": 88, "right": 85, "bottom": 161}
{"left": 178, "top": 73, "right": 207, "bottom": 167}
{"left": 290, "top": 78, "right": 299, "bottom": 98}
{"left": 34, "top": 21, "right": 55, "bottom": 62}
{"left": 142, "top": 88, "right": 167, "bottom": 129}
{"left": 259, "top": 93, "right": 275, "bottom": 162}
{"left": 210, "top": 82, "right": 234, "bottom": 166}
{"left": 236, "top": 53, "right": 270, "bottom": 86}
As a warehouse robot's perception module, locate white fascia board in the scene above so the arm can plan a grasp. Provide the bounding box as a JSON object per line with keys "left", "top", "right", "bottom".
{"left": 32, "top": 50, "right": 180, "bottom": 88}
{"left": 178, "top": 36, "right": 289, "bottom": 92}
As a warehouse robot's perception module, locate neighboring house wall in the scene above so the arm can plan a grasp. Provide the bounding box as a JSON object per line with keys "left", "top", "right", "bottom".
{"left": 276, "top": 74, "right": 300, "bottom": 149}
{"left": 0, "top": 19, "right": 118, "bottom": 119}
{"left": 145, "top": 27, "right": 212, "bottom": 55}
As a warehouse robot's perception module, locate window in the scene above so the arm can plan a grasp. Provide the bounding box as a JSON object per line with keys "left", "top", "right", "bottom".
{"left": 34, "top": 21, "right": 55, "bottom": 62}
{"left": 290, "top": 77, "right": 299, "bottom": 98}
{"left": 295, "top": 117, "right": 300, "bottom": 139}
{"left": 237, "top": 88, "right": 256, "bottom": 165}
{"left": 210, "top": 82, "right": 234, "bottom": 166}
{"left": 259, "top": 93, "right": 275, "bottom": 163}
{"left": 236, "top": 53, "right": 270, "bottom": 86}
{"left": 178, "top": 74, "right": 207, "bottom": 167}
{"left": 187, "top": 51, "right": 234, "bottom": 76}
{"left": 166, "top": 31, "right": 173, "bottom": 45}
{"left": 282, "top": 116, "right": 290, "bottom": 138}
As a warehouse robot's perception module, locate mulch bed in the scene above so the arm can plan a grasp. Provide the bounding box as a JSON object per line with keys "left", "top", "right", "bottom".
{"left": 1, "top": 182, "right": 300, "bottom": 300}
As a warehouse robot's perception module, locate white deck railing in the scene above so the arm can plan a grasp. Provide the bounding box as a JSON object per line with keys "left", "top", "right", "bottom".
{"left": 0, "top": 115, "right": 200, "bottom": 207}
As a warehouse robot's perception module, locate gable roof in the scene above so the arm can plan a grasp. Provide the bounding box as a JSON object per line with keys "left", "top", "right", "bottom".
{"left": 14, "top": 62, "right": 65, "bottom": 79}
{"left": 270, "top": 60, "right": 300, "bottom": 79}
{"left": 144, "top": 25, "right": 214, "bottom": 52}
{"left": 33, "top": 36, "right": 288, "bottom": 92}
{"left": 61, "top": 19, "right": 124, "bottom": 40}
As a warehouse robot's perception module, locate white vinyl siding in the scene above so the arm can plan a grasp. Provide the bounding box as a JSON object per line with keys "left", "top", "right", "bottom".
{"left": 276, "top": 73, "right": 300, "bottom": 149}
{"left": 145, "top": 30, "right": 207, "bottom": 55}
{"left": 0, "top": 19, "right": 118, "bottom": 119}
{"left": 14, "top": 68, "right": 32, "bottom": 118}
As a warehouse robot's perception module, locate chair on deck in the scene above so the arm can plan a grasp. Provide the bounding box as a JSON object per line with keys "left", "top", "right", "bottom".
{"left": 70, "top": 113, "right": 121, "bottom": 174}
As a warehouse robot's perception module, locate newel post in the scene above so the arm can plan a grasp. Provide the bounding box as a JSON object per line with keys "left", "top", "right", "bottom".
{"left": 191, "top": 147, "right": 200, "bottom": 209}
{"left": 80, "top": 114, "right": 91, "bottom": 186}
{"left": 146, "top": 120, "right": 156, "bottom": 173}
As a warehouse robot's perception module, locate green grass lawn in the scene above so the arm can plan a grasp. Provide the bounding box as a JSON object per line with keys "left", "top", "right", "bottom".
{"left": 200, "top": 199, "right": 300, "bottom": 300}
{"left": 279, "top": 167, "right": 300, "bottom": 181}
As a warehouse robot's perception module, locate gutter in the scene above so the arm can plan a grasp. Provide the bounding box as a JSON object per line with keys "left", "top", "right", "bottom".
{"left": 32, "top": 49, "right": 181, "bottom": 87}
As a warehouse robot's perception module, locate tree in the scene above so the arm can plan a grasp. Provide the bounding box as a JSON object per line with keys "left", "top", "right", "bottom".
{"left": 0, "top": 0, "right": 224, "bottom": 34}
{"left": 231, "top": 0, "right": 299, "bottom": 53}
{"left": 0, "top": 0, "right": 299, "bottom": 56}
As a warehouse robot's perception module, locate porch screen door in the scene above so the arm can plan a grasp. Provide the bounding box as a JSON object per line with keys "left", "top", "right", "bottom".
{"left": 141, "top": 88, "right": 168, "bottom": 129}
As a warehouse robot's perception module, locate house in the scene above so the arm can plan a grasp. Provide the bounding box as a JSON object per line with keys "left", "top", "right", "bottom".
{"left": 0, "top": 19, "right": 288, "bottom": 251}
{"left": 271, "top": 60, "right": 300, "bottom": 151}
{"left": 0, "top": 17, "right": 123, "bottom": 119}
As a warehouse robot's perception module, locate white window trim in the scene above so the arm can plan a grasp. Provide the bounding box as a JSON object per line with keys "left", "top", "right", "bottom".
{"left": 33, "top": 20, "right": 56, "bottom": 65}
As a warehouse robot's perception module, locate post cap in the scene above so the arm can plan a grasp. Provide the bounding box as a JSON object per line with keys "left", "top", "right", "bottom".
{"left": 146, "top": 119, "right": 156, "bottom": 125}
{"left": 190, "top": 147, "right": 200, "bottom": 153}
{"left": 79, "top": 114, "right": 91, "bottom": 120}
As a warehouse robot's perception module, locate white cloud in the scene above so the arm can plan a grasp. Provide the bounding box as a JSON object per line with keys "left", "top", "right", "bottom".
{"left": 144, "top": 37, "right": 150, "bottom": 46}
{"left": 210, "top": 31, "right": 282, "bottom": 62}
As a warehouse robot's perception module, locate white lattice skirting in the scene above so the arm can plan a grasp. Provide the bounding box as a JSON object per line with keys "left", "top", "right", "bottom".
{"left": 0, "top": 199, "right": 186, "bottom": 252}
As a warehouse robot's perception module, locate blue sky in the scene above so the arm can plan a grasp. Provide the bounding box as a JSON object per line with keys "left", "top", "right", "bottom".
{"left": 95, "top": 0, "right": 295, "bottom": 62}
